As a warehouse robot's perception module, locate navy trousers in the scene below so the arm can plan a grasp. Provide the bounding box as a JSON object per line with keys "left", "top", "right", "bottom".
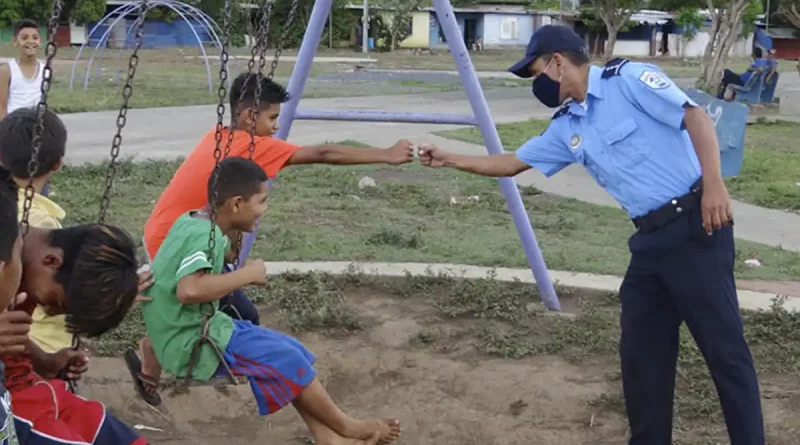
{"left": 620, "top": 207, "right": 764, "bottom": 445}
{"left": 219, "top": 265, "right": 260, "bottom": 326}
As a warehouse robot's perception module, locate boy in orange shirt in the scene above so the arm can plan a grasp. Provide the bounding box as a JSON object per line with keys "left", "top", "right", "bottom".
{"left": 128, "top": 73, "right": 415, "bottom": 405}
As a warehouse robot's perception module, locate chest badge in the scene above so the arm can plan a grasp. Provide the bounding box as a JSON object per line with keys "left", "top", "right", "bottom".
{"left": 570, "top": 134, "right": 582, "bottom": 150}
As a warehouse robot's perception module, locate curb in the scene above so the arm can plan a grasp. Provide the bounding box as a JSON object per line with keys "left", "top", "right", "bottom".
{"left": 263, "top": 261, "right": 800, "bottom": 313}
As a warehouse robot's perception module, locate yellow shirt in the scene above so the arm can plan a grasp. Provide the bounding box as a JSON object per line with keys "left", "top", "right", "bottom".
{"left": 17, "top": 189, "right": 72, "bottom": 353}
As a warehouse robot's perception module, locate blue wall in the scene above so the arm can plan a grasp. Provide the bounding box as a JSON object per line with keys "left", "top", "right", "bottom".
{"left": 86, "top": 19, "right": 213, "bottom": 49}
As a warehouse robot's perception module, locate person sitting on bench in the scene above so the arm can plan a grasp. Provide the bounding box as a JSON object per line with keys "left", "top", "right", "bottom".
{"left": 717, "top": 48, "right": 768, "bottom": 99}
{"left": 141, "top": 158, "right": 401, "bottom": 445}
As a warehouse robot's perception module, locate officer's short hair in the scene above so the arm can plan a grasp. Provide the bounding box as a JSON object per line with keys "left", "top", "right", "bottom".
{"left": 542, "top": 50, "right": 590, "bottom": 66}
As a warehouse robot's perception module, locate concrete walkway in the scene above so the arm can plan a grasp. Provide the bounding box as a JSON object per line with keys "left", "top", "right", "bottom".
{"left": 64, "top": 88, "right": 800, "bottom": 252}
{"left": 264, "top": 261, "right": 800, "bottom": 312}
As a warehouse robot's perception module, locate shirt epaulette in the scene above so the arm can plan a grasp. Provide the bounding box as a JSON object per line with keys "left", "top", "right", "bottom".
{"left": 602, "top": 58, "right": 630, "bottom": 79}
{"left": 552, "top": 102, "right": 570, "bottom": 120}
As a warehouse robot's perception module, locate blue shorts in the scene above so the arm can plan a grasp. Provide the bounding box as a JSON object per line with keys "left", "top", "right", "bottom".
{"left": 218, "top": 319, "right": 316, "bottom": 415}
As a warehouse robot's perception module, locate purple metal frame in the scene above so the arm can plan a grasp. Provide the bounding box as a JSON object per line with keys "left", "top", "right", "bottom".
{"left": 239, "top": 0, "right": 560, "bottom": 310}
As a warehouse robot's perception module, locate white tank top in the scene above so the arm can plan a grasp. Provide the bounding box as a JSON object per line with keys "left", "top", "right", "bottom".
{"left": 6, "top": 59, "right": 44, "bottom": 114}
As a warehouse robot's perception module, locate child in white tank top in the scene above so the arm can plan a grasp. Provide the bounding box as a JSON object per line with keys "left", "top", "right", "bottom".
{"left": 0, "top": 20, "right": 43, "bottom": 120}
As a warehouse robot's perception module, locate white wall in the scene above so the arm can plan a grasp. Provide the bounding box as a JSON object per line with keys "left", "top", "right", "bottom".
{"left": 70, "top": 23, "right": 86, "bottom": 46}
{"left": 661, "top": 30, "right": 754, "bottom": 58}
{"left": 482, "top": 13, "right": 533, "bottom": 46}
{"left": 613, "top": 40, "right": 651, "bottom": 57}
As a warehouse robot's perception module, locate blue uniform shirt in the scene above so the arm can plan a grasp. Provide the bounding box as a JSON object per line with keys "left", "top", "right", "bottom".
{"left": 741, "top": 58, "right": 768, "bottom": 83}
{"left": 516, "top": 60, "right": 702, "bottom": 219}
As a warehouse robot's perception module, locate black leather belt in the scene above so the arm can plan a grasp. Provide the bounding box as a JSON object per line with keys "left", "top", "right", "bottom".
{"left": 633, "top": 179, "right": 702, "bottom": 234}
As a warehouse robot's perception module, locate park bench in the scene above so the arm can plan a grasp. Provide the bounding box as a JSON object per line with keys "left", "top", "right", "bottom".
{"left": 731, "top": 70, "right": 766, "bottom": 104}
{"left": 685, "top": 89, "right": 748, "bottom": 178}
{"left": 760, "top": 70, "right": 779, "bottom": 104}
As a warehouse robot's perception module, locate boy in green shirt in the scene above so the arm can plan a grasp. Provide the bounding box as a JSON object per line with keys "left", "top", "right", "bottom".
{"left": 141, "top": 157, "right": 401, "bottom": 445}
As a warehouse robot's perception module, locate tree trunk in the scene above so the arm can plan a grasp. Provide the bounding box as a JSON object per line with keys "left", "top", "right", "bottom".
{"left": 697, "top": 0, "right": 750, "bottom": 91}
{"left": 604, "top": 27, "right": 618, "bottom": 62}
{"left": 783, "top": 4, "right": 800, "bottom": 28}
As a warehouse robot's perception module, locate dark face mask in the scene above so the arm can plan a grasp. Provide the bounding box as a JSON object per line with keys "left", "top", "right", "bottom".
{"left": 532, "top": 62, "right": 563, "bottom": 108}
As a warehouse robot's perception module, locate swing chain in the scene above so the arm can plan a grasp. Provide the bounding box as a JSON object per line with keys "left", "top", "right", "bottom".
{"left": 98, "top": 0, "right": 148, "bottom": 224}
{"left": 222, "top": 0, "right": 265, "bottom": 159}
{"left": 208, "top": 0, "right": 236, "bottom": 258}
{"left": 268, "top": 0, "right": 301, "bottom": 80}
{"left": 20, "top": 0, "right": 62, "bottom": 241}
{"left": 247, "top": 0, "right": 273, "bottom": 160}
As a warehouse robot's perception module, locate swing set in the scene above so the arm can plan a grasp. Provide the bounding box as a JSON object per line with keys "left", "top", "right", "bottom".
{"left": 27, "top": 0, "right": 562, "bottom": 393}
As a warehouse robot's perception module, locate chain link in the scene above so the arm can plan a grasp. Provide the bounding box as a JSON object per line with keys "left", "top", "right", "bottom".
{"left": 208, "top": 0, "right": 236, "bottom": 260}
{"left": 20, "top": 0, "right": 62, "bottom": 244}
{"left": 98, "top": 0, "right": 148, "bottom": 223}
{"left": 222, "top": 0, "right": 263, "bottom": 160}
{"left": 268, "top": 0, "right": 301, "bottom": 80}
{"left": 247, "top": 1, "right": 273, "bottom": 160}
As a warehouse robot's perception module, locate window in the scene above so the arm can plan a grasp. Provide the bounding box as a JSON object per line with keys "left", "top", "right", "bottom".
{"left": 500, "top": 17, "right": 519, "bottom": 41}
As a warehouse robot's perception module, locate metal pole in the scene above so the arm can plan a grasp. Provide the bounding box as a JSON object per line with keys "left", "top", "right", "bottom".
{"left": 765, "top": 0, "right": 770, "bottom": 32}
{"left": 238, "top": 0, "right": 334, "bottom": 264}
{"left": 362, "top": 0, "right": 369, "bottom": 53}
{"left": 432, "top": 0, "right": 560, "bottom": 310}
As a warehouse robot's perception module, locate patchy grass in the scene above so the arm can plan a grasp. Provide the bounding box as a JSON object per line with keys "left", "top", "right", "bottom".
{"left": 54, "top": 155, "right": 800, "bottom": 283}
{"left": 438, "top": 119, "right": 800, "bottom": 212}
{"left": 96, "top": 268, "right": 800, "bottom": 444}
{"left": 727, "top": 121, "right": 800, "bottom": 212}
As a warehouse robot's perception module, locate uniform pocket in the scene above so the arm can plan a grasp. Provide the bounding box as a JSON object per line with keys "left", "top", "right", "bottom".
{"left": 602, "top": 118, "right": 646, "bottom": 168}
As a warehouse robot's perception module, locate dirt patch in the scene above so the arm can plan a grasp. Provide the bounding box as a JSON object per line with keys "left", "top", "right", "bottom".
{"left": 83, "top": 276, "right": 800, "bottom": 445}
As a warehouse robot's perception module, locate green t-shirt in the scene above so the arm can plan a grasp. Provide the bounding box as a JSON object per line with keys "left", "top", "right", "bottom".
{"left": 141, "top": 212, "right": 234, "bottom": 380}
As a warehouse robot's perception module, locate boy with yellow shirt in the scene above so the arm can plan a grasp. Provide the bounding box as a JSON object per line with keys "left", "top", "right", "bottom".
{"left": 0, "top": 107, "right": 70, "bottom": 353}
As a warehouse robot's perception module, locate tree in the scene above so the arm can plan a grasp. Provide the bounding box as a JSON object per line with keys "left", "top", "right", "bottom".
{"left": 528, "top": 0, "right": 562, "bottom": 10}
{"left": 0, "top": 0, "right": 105, "bottom": 28}
{"left": 374, "top": 0, "right": 424, "bottom": 51}
{"left": 586, "top": 0, "right": 645, "bottom": 60}
{"left": 779, "top": 0, "right": 800, "bottom": 27}
{"left": 673, "top": 7, "right": 705, "bottom": 57}
{"left": 696, "top": 0, "right": 760, "bottom": 91}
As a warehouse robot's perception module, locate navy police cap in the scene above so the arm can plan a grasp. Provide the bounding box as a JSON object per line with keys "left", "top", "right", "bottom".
{"left": 509, "top": 25, "right": 587, "bottom": 78}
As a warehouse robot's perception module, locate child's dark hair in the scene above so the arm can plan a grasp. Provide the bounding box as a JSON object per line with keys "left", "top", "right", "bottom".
{"left": 0, "top": 108, "right": 67, "bottom": 179}
{"left": 208, "top": 157, "right": 268, "bottom": 206}
{"left": 13, "top": 20, "right": 39, "bottom": 37}
{"left": 753, "top": 47, "right": 763, "bottom": 58}
{"left": 230, "top": 73, "right": 290, "bottom": 115}
{"left": 49, "top": 224, "right": 139, "bottom": 337}
{"left": 0, "top": 168, "right": 19, "bottom": 262}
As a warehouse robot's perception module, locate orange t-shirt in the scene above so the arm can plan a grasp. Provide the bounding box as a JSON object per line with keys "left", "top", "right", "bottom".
{"left": 143, "top": 128, "right": 299, "bottom": 260}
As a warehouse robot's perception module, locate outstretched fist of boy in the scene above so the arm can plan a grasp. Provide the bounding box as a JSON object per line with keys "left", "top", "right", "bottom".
{"left": 0, "top": 293, "right": 32, "bottom": 355}
{"left": 385, "top": 139, "right": 415, "bottom": 165}
{"left": 242, "top": 259, "right": 268, "bottom": 286}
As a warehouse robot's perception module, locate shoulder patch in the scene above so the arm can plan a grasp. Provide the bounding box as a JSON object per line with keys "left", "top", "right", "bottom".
{"left": 638, "top": 70, "right": 670, "bottom": 89}
{"left": 602, "top": 58, "right": 629, "bottom": 79}
{"left": 552, "top": 103, "right": 570, "bottom": 120}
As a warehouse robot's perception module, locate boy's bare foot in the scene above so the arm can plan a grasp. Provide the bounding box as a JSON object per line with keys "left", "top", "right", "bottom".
{"left": 367, "top": 419, "right": 401, "bottom": 444}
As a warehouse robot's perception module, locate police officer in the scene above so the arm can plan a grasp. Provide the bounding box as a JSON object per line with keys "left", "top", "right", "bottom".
{"left": 419, "top": 25, "right": 764, "bottom": 445}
